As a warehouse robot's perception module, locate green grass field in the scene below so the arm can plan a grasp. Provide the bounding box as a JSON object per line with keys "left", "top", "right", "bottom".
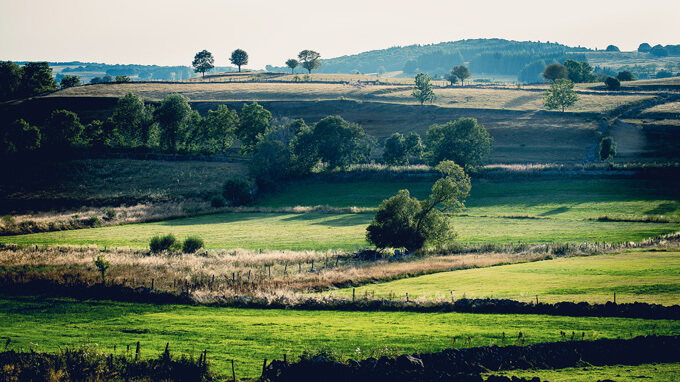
{"left": 2, "top": 295, "right": 678, "bottom": 378}
{"left": 487, "top": 363, "right": 680, "bottom": 382}
{"left": 325, "top": 250, "right": 680, "bottom": 305}
{"left": 2, "top": 177, "right": 678, "bottom": 250}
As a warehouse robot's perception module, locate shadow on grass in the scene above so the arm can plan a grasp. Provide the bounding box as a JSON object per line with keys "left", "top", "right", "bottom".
{"left": 157, "top": 213, "right": 265, "bottom": 226}
{"left": 540, "top": 206, "right": 571, "bottom": 216}
{"left": 646, "top": 201, "right": 680, "bottom": 216}
{"left": 280, "top": 213, "right": 370, "bottom": 227}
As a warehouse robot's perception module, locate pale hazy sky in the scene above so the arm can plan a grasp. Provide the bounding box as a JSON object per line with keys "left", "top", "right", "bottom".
{"left": 1, "top": 0, "right": 678, "bottom": 69}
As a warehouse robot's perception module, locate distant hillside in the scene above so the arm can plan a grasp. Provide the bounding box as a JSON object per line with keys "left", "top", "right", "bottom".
{"left": 268, "top": 39, "right": 590, "bottom": 81}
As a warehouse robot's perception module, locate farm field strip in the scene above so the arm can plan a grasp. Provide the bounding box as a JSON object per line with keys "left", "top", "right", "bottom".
{"left": 325, "top": 250, "right": 680, "bottom": 305}
{"left": 486, "top": 363, "right": 680, "bottom": 382}
{"left": 1, "top": 295, "right": 678, "bottom": 378}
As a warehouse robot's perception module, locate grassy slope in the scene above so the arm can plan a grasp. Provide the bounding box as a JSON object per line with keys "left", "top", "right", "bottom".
{"left": 488, "top": 363, "right": 680, "bottom": 382}
{"left": 1, "top": 295, "right": 677, "bottom": 378}
{"left": 2, "top": 177, "right": 679, "bottom": 250}
{"left": 325, "top": 250, "right": 680, "bottom": 305}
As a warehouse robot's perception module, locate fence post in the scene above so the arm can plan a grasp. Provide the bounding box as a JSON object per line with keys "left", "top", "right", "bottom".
{"left": 536, "top": 295, "right": 539, "bottom": 305}
{"left": 614, "top": 292, "right": 616, "bottom": 304}
{"left": 406, "top": 292, "right": 409, "bottom": 303}
{"left": 352, "top": 288, "right": 355, "bottom": 303}
{"left": 135, "top": 341, "right": 140, "bottom": 362}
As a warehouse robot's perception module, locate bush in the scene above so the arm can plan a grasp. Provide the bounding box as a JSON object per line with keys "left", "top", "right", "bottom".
{"left": 150, "top": 234, "right": 177, "bottom": 253}
{"left": 604, "top": 76, "right": 621, "bottom": 90}
{"left": 616, "top": 71, "right": 636, "bottom": 81}
{"left": 222, "top": 179, "right": 253, "bottom": 206}
{"left": 87, "top": 215, "right": 101, "bottom": 227}
{"left": 210, "top": 195, "right": 226, "bottom": 208}
{"left": 182, "top": 236, "right": 204, "bottom": 253}
{"left": 103, "top": 208, "right": 117, "bottom": 221}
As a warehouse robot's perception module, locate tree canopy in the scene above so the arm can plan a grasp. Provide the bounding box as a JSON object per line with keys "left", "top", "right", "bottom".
{"left": 366, "top": 161, "right": 471, "bottom": 251}
{"left": 425, "top": 117, "right": 493, "bottom": 168}
{"left": 452, "top": 65, "right": 471, "bottom": 86}
{"left": 542, "top": 63, "right": 568, "bottom": 82}
{"left": 156, "top": 93, "right": 192, "bottom": 153}
{"left": 285, "top": 59, "right": 299, "bottom": 74}
{"left": 599, "top": 136, "right": 617, "bottom": 162}
{"left": 298, "top": 50, "right": 322, "bottom": 73}
{"left": 60, "top": 75, "right": 80, "bottom": 89}
{"left": 563, "top": 59, "right": 596, "bottom": 83}
{"left": 236, "top": 102, "right": 272, "bottom": 154}
{"left": 412, "top": 72, "right": 435, "bottom": 105}
{"left": 543, "top": 79, "right": 579, "bottom": 112}
{"left": 230, "top": 49, "right": 249, "bottom": 72}
{"left": 192, "top": 50, "right": 215, "bottom": 77}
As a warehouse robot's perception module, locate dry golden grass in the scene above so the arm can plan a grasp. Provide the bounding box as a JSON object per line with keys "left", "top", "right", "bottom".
{"left": 639, "top": 101, "right": 680, "bottom": 114}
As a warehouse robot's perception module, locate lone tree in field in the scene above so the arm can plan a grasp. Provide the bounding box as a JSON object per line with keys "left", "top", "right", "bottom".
{"left": 230, "top": 49, "right": 249, "bottom": 72}
{"left": 298, "top": 50, "right": 322, "bottom": 74}
{"left": 412, "top": 72, "right": 435, "bottom": 105}
{"left": 425, "top": 117, "right": 493, "bottom": 169}
{"left": 543, "top": 79, "right": 579, "bottom": 112}
{"left": 599, "top": 136, "right": 617, "bottom": 162}
{"left": 542, "top": 63, "right": 568, "bottom": 82}
{"left": 366, "top": 161, "right": 471, "bottom": 251}
{"left": 192, "top": 50, "right": 215, "bottom": 77}
{"left": 604, "top": 76, "right": 621, "bottom": 90}
{"left": 452, "top": 65, "right": 471, "bottom": 86}
{"left": 285, "top": 59, "right": 299, "bottom": 74}
{"left": 93, "top": 255, "right": 110, "bottom": 285}
{"left": 60, "top": 75, "right": 80, "bottom": 89}
{"left": 444, "top": 71, "right": 459, "bottom": 87}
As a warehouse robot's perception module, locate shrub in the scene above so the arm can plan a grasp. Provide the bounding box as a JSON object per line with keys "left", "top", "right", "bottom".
{"left": 604, "top": 76, "right": 621, "bottom": 90}
{"left": 150, "top": 234, "right": 177, "bottom": 253}
{"left": 210, "top": 195, "right": 226, "bottom": 208}
{"left": 1, "top": 215, "right": 15, "bottom": 228}
{"left": 222, "top": 179, "right": 253, "bottom": 206}
{"left": 86, "top": 216, "right": 101, "bottom": 228}
{"left": 182, "top": 236, "right": 204, "bottom": 253}
{"left": 103, "top": 208, "right": 117, "bottom": 221}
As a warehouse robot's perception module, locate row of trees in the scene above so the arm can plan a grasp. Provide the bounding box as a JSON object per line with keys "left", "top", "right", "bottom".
{"left": 192, "top": 49, "right": 249, "bottom": 77}
{"left": 0, "top": 61, "right": 57, "bottom": 100}
{"left": 542, "top": 59, "right": 597, "bottom": 83}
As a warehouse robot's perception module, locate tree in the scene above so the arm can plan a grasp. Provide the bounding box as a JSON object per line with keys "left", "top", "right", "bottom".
{"left": 656, "top": 69, "right": 673, "bottom": 79}
{"left": 604, "top": 76, "right": 621, "bottom": 90}
{"left": 230, "top": 49, "right": 249, "bottom": 72}
{"left": 452, "top": 65, "right": 471, "bottom": 86}
{"left": 115, "top": 75, "right": 131, "bottom": 83}
{"left": 0, "top": 61, "right": 23, "bottom": 100}
{"left": 93, "top": 255, "right": 110, "bottom": 285}
{"left": 649, "top": 45, "right": 669, "bottom": 57}
{"left": 1, "top": 119, "right": 40, "bottom": 156}
{"left": 312, "top": 116, "right": 373, "bottom": 170}
{"left": 543, "top": 79, "right": 579, "bottom": 112}
{"left": 425, "top": 117, "right": 493, "bottom": 168}
{"left": 412, "top": 72, "right": 435, "bottom": 105}
{"left": 201, "top": 105, "right": 238, "bottom": 154}
{"left": 236, "top": 102, "right": 272, "bottom": 154}
{"left": 605, "top": 45, "right": 620, "bottom": 52}
{"left": 638, "top": 43, "right": 652, "bottom": 53}
{"left": 444, "top": 71, "right": 459, "bottom": 86}
{"left": 20, "top": 62, "right": 56, "bottom": 96}
{"left": 222, "top": 179, "right": 253, "bottom": 206}
{"left": 43, "top": 109, "right": 84, "bottom": 149}
{"left": 383, "top": 133, "right": 407, "bottom": 165}
{"left": 111, "top": 92, "right": 151, "bottom": 147}
{"left": 616, "top": 71, "right": 636, "bottom": 81}
{"left": 542, "top": 63, "right": 568, "bottom": 82}
{"left": 563, "top": 59, "right": 596, "bottom": 83}
{"left": 366, "top": 161, "right": 470, "bottom": 251}
{"left": 249, "top": 139, "right": 292, "bottom": 189}
{"left": 404, "top": 132, "right": 423, "bottom": 163}
{"left": 285, "top": 59, "right": 299, "bottom": 74}
{"left": 192, "top": 50, "right": 215, "bottom": 77}
{"left": 298, "top": 50, "right": 322, "bottom": 74}
{"left": 599, "top": 136, "right": 617, "bottom": 162}
{"left": 518, "top": 60, "right": 547, "bottom": 84}
{"left": 60, "top": 75, "right": 80, "bottom": 89}
{"left": 156, "top": 93, "right": 192, "bottom": 153}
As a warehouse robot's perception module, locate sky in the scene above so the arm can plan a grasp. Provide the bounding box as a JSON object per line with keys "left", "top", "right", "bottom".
{"left": 1, "top": 0, "right": 679, "bottom": 69}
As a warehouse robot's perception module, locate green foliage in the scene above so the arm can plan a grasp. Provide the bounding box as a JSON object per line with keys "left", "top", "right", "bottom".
{"left": 366, "top": 161, "right": 470, "bottom": 251}
{"left": 298, "top": 50, "right": 322, "bottom": 73}
{"left": 444, "top": 71, "right": 459, "bottom": 86}
{"left": 543, "top": 79, "right": 579, "bottom": 112}
{"left": 210, "top": 195, "right": 227, "bottom": 208}
{"left": 182, "top": 236, "right": 204, "bottom": 253}
{"left": 1, "top": 119, "right": 41, "bottom": 156}
{"left": 425, "top": 117, "right": 493, "bottom": 168}
{"left": 115, "top": 75, "right": 131, "bottom": 83}
{"left": 452, "top": 65, "right": 471, "bottom": 86}
{"left": 311, "top": 116, "right": 373, "bottom": 170}
{"left": 285, "top": 58, "right": 299, "bottom": 74}
{"left": 0, "top": 61, "right": 23, "bottom": 100}
{"left": 542, "top": 63, "right": 568, "bottom": 82}
{"left": 237, "top": 102, "right": 272, "bottom": 154}
{"left": 383, "top": 133, "right": 407, "bottom": 165}
{"left": 604, "top": 76, "right": 621, "bottom": 90}
{"left": 249, "top": 139, "right": 292, "bottom": 189}
{"left": 517, "top": 60, "right": 547, "bottom": 83}
{"left": 649, "top": 45, "right": 669, "bottom": 57}
{"left": 20, "top": 62, "right": 57, "bottom": 96}
{"left": 222, "top": 179, "right": 253, "bottom": 206}
{"left": 656, "top": 69, "right": 674, "bottom": 79}
{"left": 93, "top": 254, "right": 110, "bottom": 284}
{"left": 616, "top": 71, "right": 636, "bottom": 81}
{"left": 192, "top": 50, "right": 215, "bottom": 77}
{"left": 599, "top": 136, "right": 617, "bottom": 162}
{"left": 605, "top": 45, "right": 620, "bottom": 52}
{"left": 43, "top": 109, "right": 84, "bottom": 148}
{"left": 638, "top": 43, "right": 652, "bottom": 53}
{"left": 230, "top": 49, "right": 249, "bottom": 72}
{"left": 111, "top": 92, "right": 156, "bottom": 148}
{"left": 157, "top": 93, "right": 192, "bottom": 153}
{"left": 149, "top": 233, "right": 177, "bottom": 253}
{"left": 563, "top": 59, "right": 596, "bottom": 83}
{"left": 59, "top": 75, "right": 80, "bottom": 89}
{"left": 411, "top": 73, "right": 434, "bottom": 105}
{"left": 199, "top": 105, "right": 238, "bottom": 154}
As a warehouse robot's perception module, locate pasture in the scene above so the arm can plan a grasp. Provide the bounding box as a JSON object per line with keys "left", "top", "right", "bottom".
{"left": 326, "top": 250, "right": 680, "bottom": 305}
{"left": 1, "top": 294, "right": 677, "bottom": 379}
{"left": 2, "top": 177, "right": 679, "bottom": 250}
